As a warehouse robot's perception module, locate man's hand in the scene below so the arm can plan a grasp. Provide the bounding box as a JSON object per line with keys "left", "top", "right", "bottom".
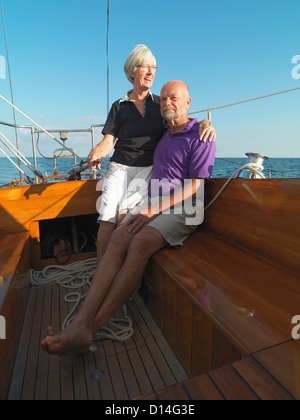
{"left": 125, "top": 209, "right": 158, "bottom": 234}
{"left": 198, "top": 119, "right": 216, "bottom": 143}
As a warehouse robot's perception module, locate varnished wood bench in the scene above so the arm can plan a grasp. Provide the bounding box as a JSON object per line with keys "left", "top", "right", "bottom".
{"left": 0, "top": 231, "right": 30, "bottom": 400}
{"left": 144, "top": 178, "right": 300, "bottom": 381}
{"left": 141, "top": 340, "right": 300, "bottom": 400}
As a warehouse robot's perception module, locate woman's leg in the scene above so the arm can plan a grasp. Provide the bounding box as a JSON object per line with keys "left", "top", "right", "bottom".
{"left": 97, "top": 162, "right": 130, "bottom": 262}
{"left": 97, "top": 164, "right": 152, "bottom": 262}
{"left": 97, "top": 221, "right": 116, "bottom": 262}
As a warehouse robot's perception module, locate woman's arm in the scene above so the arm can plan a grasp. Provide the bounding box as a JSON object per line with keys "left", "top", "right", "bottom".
{"left": 87, "top": 134, "right": 116, "bottom": 170}
{"left": 198, "top": 119, "right": 216, "bottom": 143}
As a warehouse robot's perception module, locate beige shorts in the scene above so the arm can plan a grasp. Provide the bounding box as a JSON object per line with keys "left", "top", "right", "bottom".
{"left": 122, "top": 195, "right": 204, "bottom": 247}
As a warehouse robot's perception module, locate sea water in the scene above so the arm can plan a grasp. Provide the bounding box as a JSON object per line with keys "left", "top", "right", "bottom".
{"left": 0, "top": 157, "right": 299, "bottom": 186}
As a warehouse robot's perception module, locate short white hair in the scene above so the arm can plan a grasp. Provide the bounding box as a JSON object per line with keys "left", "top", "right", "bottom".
{"left": 124, "top": 44, "right": 156, "bottom": 84}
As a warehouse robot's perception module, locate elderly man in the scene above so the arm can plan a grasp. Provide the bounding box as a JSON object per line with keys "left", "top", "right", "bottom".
{"left": 41, "top": 81, "right": 216, "bottom": 356}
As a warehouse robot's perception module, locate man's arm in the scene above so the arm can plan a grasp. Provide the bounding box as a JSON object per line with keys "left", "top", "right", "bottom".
{"left": 125, "top": 179, "right": 203, "bottom": 234}
{"left": 87, "top": 134, "right": 115, "bottom": 170}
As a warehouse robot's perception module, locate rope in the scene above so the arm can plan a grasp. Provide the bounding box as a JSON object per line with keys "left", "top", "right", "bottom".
{"left": 30, "top": 258, "right": 134, "bottom": 342}
{"left": 188, "top": 86, "right": 300, "bottom": 116}
{"left": 216, "top": 157, "right": 244, "bottom": 166}
{"left": 205, "top": 163, "right": 265, "bottom": 211}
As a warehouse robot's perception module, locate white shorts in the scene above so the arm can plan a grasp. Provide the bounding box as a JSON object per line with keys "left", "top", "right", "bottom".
{"left": 98, "top": 161, "right": 153, "bottom": 224}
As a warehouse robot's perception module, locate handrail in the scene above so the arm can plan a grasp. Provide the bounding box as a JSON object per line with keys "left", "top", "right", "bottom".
{"left": 0, "top": 93, "right": 83, "bottom": 161}
{"left": 0, "top": 120, "right": 33, "bottom": 129}
{"left": 0, "top": 112, "right": 106, "bottom": 184}
{"left": 0, "top": 121, "right": 104, "bottom": 131}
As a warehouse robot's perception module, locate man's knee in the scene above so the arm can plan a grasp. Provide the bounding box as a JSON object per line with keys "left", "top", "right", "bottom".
{"left": 106, "top": 225, "right": 132, "bottom": 252}
{"left": 129, "top": 227, "right": 166, "bottom": 257}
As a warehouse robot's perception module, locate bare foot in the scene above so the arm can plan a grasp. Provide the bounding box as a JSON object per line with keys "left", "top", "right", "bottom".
{"left": 40, "top": 320, "right": 94, "bottom": 357}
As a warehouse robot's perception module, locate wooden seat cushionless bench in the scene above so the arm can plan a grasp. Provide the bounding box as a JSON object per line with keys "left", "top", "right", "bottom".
{"left": 0, "top": 231, "right": 30, "bottom": 400}
{"left": 143, "top": 178, "right": 300, "bottom": 381}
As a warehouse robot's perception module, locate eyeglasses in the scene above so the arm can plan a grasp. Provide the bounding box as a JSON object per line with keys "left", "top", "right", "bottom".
{"left": 136, "top": 64, "right": 158, "bottom": 72}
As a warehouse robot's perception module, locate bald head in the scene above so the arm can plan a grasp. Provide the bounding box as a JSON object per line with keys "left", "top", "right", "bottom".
{"left": 162, "top": 80, "right": 190, "bottom": 97}
{"left": 160, "top": 80, "right": 191, "bottom": 126}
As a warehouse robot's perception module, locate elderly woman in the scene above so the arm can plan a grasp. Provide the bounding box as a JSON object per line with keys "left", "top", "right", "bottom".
{"left": 87, "top": 45, "right": 215, "bottom": 261}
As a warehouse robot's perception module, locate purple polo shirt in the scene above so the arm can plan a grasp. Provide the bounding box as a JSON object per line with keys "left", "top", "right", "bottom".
{"left": 149, "top": 118, "right": 216, "bottom": 197}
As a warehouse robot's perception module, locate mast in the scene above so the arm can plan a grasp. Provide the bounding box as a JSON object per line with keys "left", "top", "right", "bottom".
{"left": 106, "top": 0, "right": 110, "bottom": 116}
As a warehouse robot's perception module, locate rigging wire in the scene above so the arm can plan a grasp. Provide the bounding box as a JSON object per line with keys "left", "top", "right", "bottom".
{"left": 0, "top": 0, "right": 22, "bottom": 180}
{"left": 188, "top": 86, "right": 300, "bottom": 116}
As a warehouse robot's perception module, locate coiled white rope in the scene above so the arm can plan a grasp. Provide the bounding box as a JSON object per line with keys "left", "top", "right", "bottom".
{"left": 30, "top": 258, "right": 134, "bottom": 342}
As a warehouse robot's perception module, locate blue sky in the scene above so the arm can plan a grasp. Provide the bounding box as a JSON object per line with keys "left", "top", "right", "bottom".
{"left": 0, "top": 0, "right": 299, "bottom": 158}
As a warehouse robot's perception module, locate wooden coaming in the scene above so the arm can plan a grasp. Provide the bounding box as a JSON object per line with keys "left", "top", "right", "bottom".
{"left": 203, "top": 178, "right": 300, "bottom": 274}
{"left": 0, "top": 179, "right": 101, "bottom": 233}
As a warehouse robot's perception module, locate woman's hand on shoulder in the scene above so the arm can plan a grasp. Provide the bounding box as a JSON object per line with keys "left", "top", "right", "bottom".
{"left": 198, "top": 119, "right": 216, "bottom": 143}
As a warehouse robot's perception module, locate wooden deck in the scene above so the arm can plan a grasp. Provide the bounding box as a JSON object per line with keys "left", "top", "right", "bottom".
{"left": 7, "top": 286, "right": 188, "bottom": 400}
{"left": 142, "top": 340, "right": 300, "bottom": 401}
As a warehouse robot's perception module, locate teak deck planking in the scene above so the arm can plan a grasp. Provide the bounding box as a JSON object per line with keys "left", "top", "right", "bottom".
{"left": 7, "top": 290, "right": 188, "bottom": 400}
{"left": 142, "top": 340, "right": 300, "bottom": 401}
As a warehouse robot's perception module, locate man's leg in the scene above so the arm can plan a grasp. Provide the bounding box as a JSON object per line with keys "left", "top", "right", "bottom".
{"left": 92, "top": 226, "right": 167, "bottom": 336}
{"left": 41, "top": 224, "right": 136, "bottom": 356}
{"left": 41, "top": 226, "right": 167, "bottom": 356}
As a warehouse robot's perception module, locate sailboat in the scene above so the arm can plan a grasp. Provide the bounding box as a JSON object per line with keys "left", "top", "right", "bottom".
{"left": 0, "top": 1, "right": 299, "bottom": 401}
